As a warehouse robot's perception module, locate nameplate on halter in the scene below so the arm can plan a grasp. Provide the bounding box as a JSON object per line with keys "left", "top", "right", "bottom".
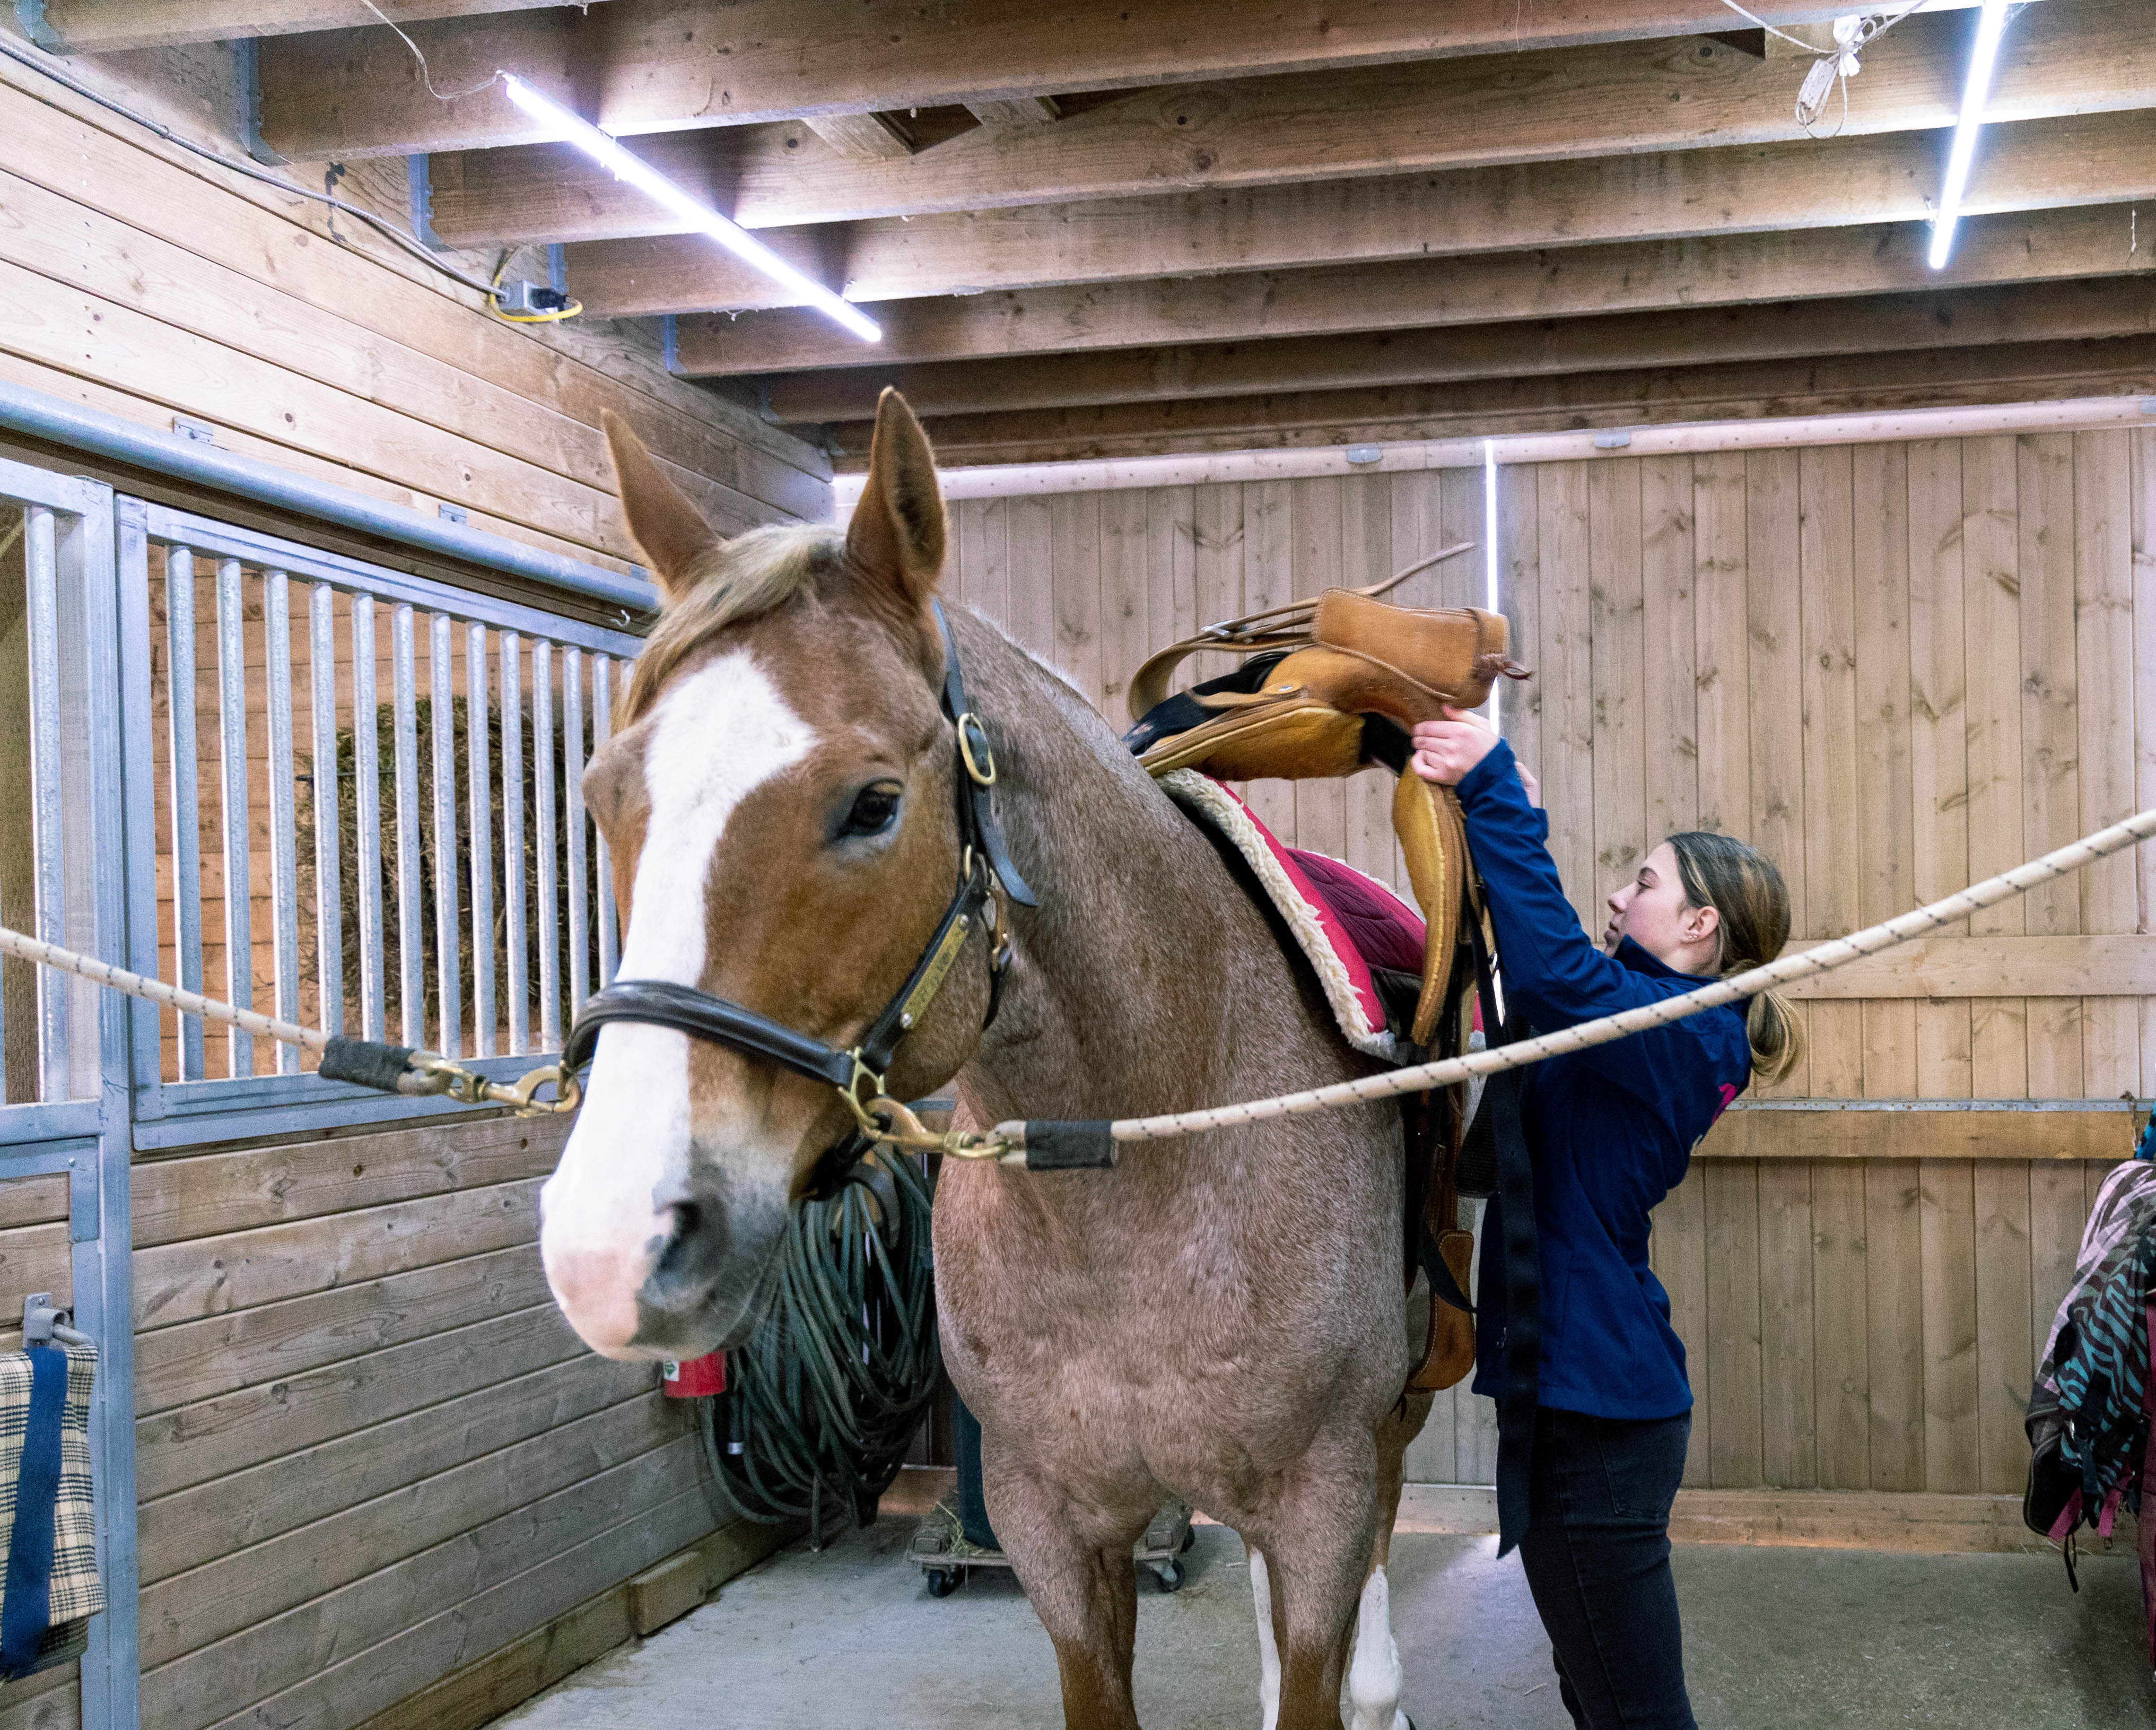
{"left": 897, "top": 914, "right": 972, "bottom": 1031}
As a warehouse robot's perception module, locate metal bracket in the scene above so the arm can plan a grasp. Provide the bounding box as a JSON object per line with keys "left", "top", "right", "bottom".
{"left": 233, "top": 39, "right": 285, "bottom": 166}
{"left": 21, "top": 1292, "right": 91, "bottom": 1349}
{"left": 172, "top": 415, "right": 217, "bottom": 447}
{"left": 407, "top": 155, "right": 443, "bottom": 251}
{"left": 13, "top": 0, "right": 67, "bottom": 51}
{"left": 67, "top": 1156, "right": 97, "bottom": 1244}
{"left": 547, "top": 244, "right": 569, "bottom": 299}
{"left": 660, "top": 314, "right": 681, "bottom": 376}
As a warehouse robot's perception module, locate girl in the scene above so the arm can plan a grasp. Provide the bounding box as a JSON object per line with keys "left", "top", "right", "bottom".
{"left": 1412, "top": 704, "right": 1801, "bottom": 1730}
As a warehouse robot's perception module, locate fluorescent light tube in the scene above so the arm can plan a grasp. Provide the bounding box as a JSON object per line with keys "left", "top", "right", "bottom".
{"left": 1927, "top": 0, "right": 2011, "bottom": 271}
{"left": 498, "top": 75, "right": 881, "bottom": 343}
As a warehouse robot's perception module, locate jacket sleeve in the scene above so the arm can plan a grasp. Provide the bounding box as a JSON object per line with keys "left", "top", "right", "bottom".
{"left": 1453, "top": 741, "right": 1701, "bottom": 1089}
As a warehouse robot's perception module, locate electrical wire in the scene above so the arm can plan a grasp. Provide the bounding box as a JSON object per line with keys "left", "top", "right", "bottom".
{"left": 487, "top": 249, "right": 583, "bottom": 325}
{"left": 358, "top": 0, "right": 503, "bottom": 101}
{"left": 695, "top": 1150, "right": 941, "bottom": 1546}
{"left": 1713, "top": 0, "right": 1936, "bottom": 136}
{"left": 0, "top": 35, "right": 503, "bottom": 301}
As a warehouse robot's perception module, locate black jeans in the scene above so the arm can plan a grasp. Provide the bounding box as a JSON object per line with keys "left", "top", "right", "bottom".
{"left": 1512, "top": 1405, "right": 1697, "bottom": 1730}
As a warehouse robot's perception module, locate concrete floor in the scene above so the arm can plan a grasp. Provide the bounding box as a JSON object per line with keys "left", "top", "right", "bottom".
{"left": 492, "top": 1519, "right": 2152, "bottom": 1728}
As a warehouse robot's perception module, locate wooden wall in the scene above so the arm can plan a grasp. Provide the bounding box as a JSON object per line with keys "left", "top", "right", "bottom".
{"left": 0, "top": 41, "right": 822, "bottom": 1730}
{"left": 940, "top": 426, "right": 2156, "bottom": 1494}
{"left": 0, "top": 49, "right": 828, "bottom": 573}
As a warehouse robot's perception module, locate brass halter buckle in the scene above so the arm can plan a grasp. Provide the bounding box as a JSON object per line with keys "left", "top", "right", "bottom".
{"left": 955, "top": 712, "right": 997, "bottom": 787}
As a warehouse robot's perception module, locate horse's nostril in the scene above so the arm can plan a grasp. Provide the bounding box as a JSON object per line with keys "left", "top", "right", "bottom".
{"left": 669, "top": 1199, "right": 703, "bottom": 1242}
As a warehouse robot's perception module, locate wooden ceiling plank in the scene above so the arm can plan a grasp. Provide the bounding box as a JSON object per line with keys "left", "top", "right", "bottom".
{"left": 419, "top": 0, "right": 2142, "bottom": 243}
{"left": 757, "top": 279, "right": 2156, "bottom": 422}
{"left": 35, "top": 0, "right": 566, "bottom": 54}
{"left": 673, "top": 204, "right": 2156, "bottom": 376}
{"left": 564, "top": 110, "right": 2156, "bottom": 318}
{"left": 801, "top": 112, "right": 917, "bottom": 161}
{"left": 967, "top": 98, "right": 1063, "bottom": 131}
{"left": 823, "top": 336, "right": 2156, "bottom": 465}
{"left": 241, "top": 0, "right": 1993, "bottom": 159}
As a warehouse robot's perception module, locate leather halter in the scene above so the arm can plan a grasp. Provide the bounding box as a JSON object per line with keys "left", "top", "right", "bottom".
{"left": 562, "top": 603, "right": 1038, "bottom": 1196}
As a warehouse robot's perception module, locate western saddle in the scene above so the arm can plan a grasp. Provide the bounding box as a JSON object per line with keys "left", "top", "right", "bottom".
{"left": 1121, "top": 542, "right": 1529, "bottom": 1395}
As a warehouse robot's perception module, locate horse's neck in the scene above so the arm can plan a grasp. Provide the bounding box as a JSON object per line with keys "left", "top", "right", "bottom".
{"left": 955, "top": 613, "right": 1347, "bottom": 1128}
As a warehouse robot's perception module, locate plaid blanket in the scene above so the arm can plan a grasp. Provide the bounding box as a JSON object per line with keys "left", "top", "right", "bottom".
{"left": 0, "top": 1344, "right": 102, "bottom": 1635}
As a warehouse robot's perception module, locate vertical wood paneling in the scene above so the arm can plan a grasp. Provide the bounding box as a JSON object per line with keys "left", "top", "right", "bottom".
{"left": 1693, "top": 453, "right": 1752, "bottom": 842}
{"left": 1640, "top": 455, "right": 1699, "bottom": 845}
{"left": 1704, "top": 1160, "right": 1764, "bottom": 1488}
{"left": 1537, "top": 463, "right": 1595, "bottom": 929}
{"left": 1009, "top": 436, "right": 2132, "bottom": 1494}
{"left": 2075, "top": 431, "right": 2141, "bottom": 1098}
{"left": 1907, "top": 441, "right": 1973, "bottom": 1099}
{"left": 1588, "top": 460, "right": 1646, "bottom": 902}
{"left": 2019, "top": 433, "right": 2085, "bottom": 1098}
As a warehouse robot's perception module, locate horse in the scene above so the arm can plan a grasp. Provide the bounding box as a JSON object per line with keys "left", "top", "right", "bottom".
{"left": 539, "top": 388, "right": 1437, "bottom": 1730}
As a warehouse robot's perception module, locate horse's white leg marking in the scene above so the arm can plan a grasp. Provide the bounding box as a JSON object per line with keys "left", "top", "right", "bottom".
{"left": 1347, "top": 1565, "right": 1409, "bottom": 1730}
{"left": 1249, "top": 1549, "right": 1280, "bottom": 1730}
{"left": 540, "top": 650, "right": 816, "bottom": 1354}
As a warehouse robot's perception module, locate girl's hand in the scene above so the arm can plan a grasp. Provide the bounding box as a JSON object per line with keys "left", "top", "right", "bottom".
{"left": 1409, "top": 706, "right": 1499, "bottom": 786}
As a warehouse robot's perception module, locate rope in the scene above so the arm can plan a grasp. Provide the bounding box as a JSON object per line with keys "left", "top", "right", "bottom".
{"left": 1714, "top": 0, "right": 1934, "bottom": 135}
{"left": 1088, "top": 803, "right": 2156, "bottom": 1146}
{"left": 0, "top": 926, "right": 328, "bottom": 1054}
{"left": 695, "top": 1150, "right": 940, "bottom": 1542}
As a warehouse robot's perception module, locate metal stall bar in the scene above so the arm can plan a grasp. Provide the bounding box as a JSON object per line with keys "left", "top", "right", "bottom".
{"left": 467, "top": 622, "right": 495, "bottom": 1058}
{"left": 263, "top": 572, "right": 301, "bottom": 1075}
{"left": 213, "top": 556, "right": 253, "bottom": 1078}
{"left": 592, "top": 655, "right": 617, "bottom": 987}
{"left": 500, "top": 631, "right": 527, "bottom": 1056}
{"left": 24, "top": 505, "right": 69, "bottom": 1100}
{"left": 161, "top": 546, "right": 205, "bottom": 1082}
{"left": 390, "top": 603, "right": 423, "bottom": 1049}
{"left": 309, "top": 583, "right": 343, "bottom": 1040}
{"left": 563, "top": 646, "right": 588, "bottom": 1015}
{"left": 533, "top": 638, "right": 560, "bottom": 1048}
{"left": 429, "top": 611, "right": 461, "bottom": 1059}
{"left": 351, "top": 593, "right": 385, "bottom": 1042}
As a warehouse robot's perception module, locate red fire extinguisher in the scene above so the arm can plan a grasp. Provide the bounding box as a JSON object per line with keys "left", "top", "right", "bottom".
{"left": 662, "top": 1351, "right": 727, "bottom": 1398}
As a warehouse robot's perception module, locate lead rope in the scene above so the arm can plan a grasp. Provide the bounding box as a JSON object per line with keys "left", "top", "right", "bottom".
{"left": 6, "top": 803, "right": 2156, "bottom": 1146}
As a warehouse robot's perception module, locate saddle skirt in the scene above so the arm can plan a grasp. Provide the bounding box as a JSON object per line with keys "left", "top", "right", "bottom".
{"left": 1159, "top": 770, "right": 1426, "bottom": 1059}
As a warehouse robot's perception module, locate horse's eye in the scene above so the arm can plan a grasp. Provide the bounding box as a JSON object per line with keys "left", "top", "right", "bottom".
{"left": 840, "top": 784, "right": 901, "bottom": 838}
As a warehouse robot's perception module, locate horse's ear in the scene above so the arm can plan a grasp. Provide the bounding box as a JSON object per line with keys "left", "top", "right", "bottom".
{"left": 603, "top": 410, "right": 718, "bottom": 605}
{"left": 845, "top": 390, "right": 945, "bottom": 615}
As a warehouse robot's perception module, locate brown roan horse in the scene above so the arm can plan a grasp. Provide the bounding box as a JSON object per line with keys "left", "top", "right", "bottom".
{"left": 540, "top": 390, "right": 1435, "bottom": 1729}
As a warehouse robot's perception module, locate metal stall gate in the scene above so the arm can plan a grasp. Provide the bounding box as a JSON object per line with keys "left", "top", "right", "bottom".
{"left": 0, "top": 441, "right": 642, "bottom": 1730}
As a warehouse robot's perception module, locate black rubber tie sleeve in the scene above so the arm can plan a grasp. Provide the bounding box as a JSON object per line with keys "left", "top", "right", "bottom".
{"left": 319, "top": 1037, "right": 418, "bottom": 1092}
{"left": 1020, "top": 1122, "right": 1118, "bottom": 1170}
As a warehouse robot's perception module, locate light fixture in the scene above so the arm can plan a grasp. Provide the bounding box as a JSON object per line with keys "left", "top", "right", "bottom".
{"left": 497, "top": 74, "right": 881, "bottom": 343}
{"left": 1483, "top": 438, "right": 1501, "bottom": 735}
{"left": 1927, "top": 0, "right": 2012, "bottom": 271}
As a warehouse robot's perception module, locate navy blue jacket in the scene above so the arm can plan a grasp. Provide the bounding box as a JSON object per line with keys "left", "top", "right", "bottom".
{"left": 1457, "top": 740, "right": 1751, "bottom": 1420}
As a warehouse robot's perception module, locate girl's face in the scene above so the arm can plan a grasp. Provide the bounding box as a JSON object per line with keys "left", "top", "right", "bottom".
{"left": 1604, "top": 841, "right": 1721, "bottom": 970}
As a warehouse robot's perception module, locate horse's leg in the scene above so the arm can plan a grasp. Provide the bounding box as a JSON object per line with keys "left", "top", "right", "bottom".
{"left": 1255, "top": 1432, "right": 1387, "bottom": 1730}
{"left": 982, "top": 1449, "right": 1151, "bottom": 1730}
{"left": 1249, "top": 1546, "right": 1282, "bottom": 1730}
{"left": 1320, "top": 1387, "right": 1430, "bottom": 1730}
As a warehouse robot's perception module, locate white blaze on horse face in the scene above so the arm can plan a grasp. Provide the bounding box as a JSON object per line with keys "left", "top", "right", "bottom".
{"left": 1249, "top": 1549, "right": 1280, "bottom": 1730}
{"left": 1347, "top": 1566, "right": 1409, "bottom": 1730}
{"left": 540, "top": 649, "right": 817, "bottom": 1357}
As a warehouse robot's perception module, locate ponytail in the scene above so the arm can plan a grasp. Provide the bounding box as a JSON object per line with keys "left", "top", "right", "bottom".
{"left": 1666, "top": 830, "right": 1805, "bottom": 1087}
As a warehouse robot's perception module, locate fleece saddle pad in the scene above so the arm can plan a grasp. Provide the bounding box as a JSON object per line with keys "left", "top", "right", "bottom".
{"left": 1159, "top": 770, "right": 1427, "bottom": 1059}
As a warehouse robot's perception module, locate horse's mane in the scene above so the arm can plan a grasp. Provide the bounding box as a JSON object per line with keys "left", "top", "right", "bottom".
{"left": 622, "top": 523, "right": 845, "bottom": 723}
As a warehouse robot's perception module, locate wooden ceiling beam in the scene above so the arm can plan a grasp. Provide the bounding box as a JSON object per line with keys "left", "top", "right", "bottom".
{"left": 673, "top": 204, "right": 2154, "bottom": 377}
{"left": 29, "top": 0, "right": 568, "bottom": 54}
{"left": 825, "top": 336, "right": 2156, "bottom": 466}
{"left": 236, "top": 0, "right": 1992, "bottom": 159}
{"left": 758, "top": 279, "right": 2156, "bottom": 423}
{"left": 419, "top": 0, "right": 2142, "bottom": 244}
{"left": 565, "top": 110, "right": 2156, "bottom": 319}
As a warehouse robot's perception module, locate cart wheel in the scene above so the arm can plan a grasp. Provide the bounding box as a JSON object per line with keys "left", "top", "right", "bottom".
{"left": 1180, "top": 1524, "right": 1197, "bottom": 1554}
{"left": 1154, "top": 1559, "right": 1185, "bottom": 1594}
{"left": 926, "top": 1568, "right": 960, "bottom": 1598}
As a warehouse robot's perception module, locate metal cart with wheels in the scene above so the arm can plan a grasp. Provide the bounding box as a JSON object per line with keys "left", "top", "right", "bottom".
{"left": 910, "top": 1494, "right": 1197, "bottom": 1597}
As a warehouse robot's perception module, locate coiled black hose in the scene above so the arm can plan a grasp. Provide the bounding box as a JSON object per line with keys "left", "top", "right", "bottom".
{"left": 696, "top": 1150, "right": 940, "bottom": 1541}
